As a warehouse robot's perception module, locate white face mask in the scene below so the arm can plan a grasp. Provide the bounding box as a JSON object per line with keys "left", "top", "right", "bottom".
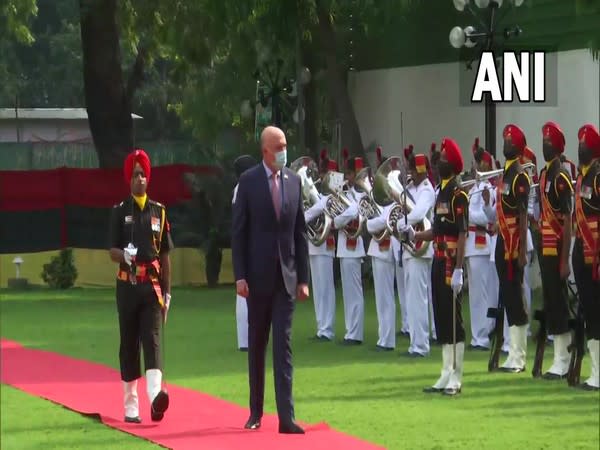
{"left": 273, "top": 148, "right": 287, "bottom": 170}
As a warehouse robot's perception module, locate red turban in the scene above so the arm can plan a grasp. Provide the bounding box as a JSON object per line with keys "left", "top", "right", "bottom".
{"left": 480, "top": 150, "right": 493, "bottom": 167}
{"left": 578, "top": 124, "right": 600, "bottom": 157}
{"left": 124, "top": 149, "right": 151, "bottom": 185}
{"left": 440, "top": 137, "right": 463, "bottom": 174}
{"left": 542, "top": 121, "right": 565, "bottom": 153}
{"left": 327, "top": 159, "right": 338, "bottom": 171}
{"left": 503, "top": 124, "right": 526, "bottom": 152}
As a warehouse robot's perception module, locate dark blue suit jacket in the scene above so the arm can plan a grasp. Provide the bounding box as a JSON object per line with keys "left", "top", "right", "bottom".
{"left": 231, "top": 163, "right": 309, "bottom": 298}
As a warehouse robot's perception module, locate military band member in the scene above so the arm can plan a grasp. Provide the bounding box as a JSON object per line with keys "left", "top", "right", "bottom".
{"left": 365, "top": 149, "right": 397, "bottom": 350}
{"left": 395, "top": 152, "right": 436, "bottom": 356}
{"left": 489, "top": 124, "right": 532, "bottom": 373}
{"left": 334, "top": 151, "right": 366, "bottom": 345}
{"left": 572, "top": 124, "right": 600, "bottom": 391}
{"left": 536, "top": 122, "right": 574, "bottom": 379}
{"left": 233, "top": 155, "right": 258, "bottom": 351}
{"left": 466, "top": 140, "right": 496, "bottom": 350}
{"left": 109, "top": 149, "right": 172, "bottom": 423}
{"left": 304, "top": 151, "right": 338, "bottom": 341}
{"left": 402, "top": 137, "right": 468, "bottom": 395}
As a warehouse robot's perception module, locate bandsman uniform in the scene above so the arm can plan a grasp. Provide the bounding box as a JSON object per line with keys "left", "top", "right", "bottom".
{"left": 304, "top": 153, "right": 338, "bottom": 341}
{"left": 334, "top": 152, "right": 366, "bottom": 344}
{"left": 404, "top": 137, "right": 468, "bottom": 395}
{"left": 466, "top": 142, "right": 496, "bottom": 350}
{"left": 398, "top": 153, "right": 435, "bottom": 356}
{"left": 366, "top": 149, "right": 397, "bottom": 350}
{"left": 109, "top": 149, "right": 172, "bottom": 423}
{"left": 493, "top": 124, "right": 531, "bottom": 372}
{"left": 232, "top": 155, "right": 258, "bottom": 351}
{"left": 537, "top": 122, "right": 575, "bottom": 379}
{"left": 572, "top": 124, "right": 600, "bottom": 390}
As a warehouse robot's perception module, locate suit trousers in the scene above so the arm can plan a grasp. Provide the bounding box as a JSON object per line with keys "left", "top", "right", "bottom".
{"left": 467, "top": 255, "right": 494, "bottom": 348}
{"left": 403, "top": 257, "right": 432, "bottom": 355}
{"left": 247, "top": 265, "right": 295, "bottom": 422}
{"left": 309, "top": 255, "right": 336, "bottom": 339}
{"left": 431, "top": 257, "right": 465, "bottom": 344}
{"left": 573, "top": 239, "right": 600, "bottom": 340}
{"left": 116, "top": 280, "right": 162, "bottom": 382}
{"left": 395, "top": 264, "right": 409, "bottom": 333}
{"left": 340, "top": 257, "right": 364, "bottom": 341}
{"left": 236, "top": 294, "right": 248, "bottom": 348}
{"left": 372, "top": 257, "right": 396, "bottom": 348}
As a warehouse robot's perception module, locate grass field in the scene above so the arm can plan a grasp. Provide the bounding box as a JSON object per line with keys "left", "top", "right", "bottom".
{"left": 1, "top": 286, "right": 598, "bottom": 450}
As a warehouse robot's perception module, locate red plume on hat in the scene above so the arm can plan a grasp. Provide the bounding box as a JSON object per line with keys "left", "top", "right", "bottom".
{"left": 376, "top": 146, "right": 383, "bottom": 166}
{"left": 320, "top": 148, "right": 328, "bottom": 160}
{"left": 342, "top": 147, "right": 349, "bottom": 168}
{"left": 124, "top": 149, "right": 151, "bottom": 185}
{"left": 472, "top": 137, "right": 480, "bottom": 154}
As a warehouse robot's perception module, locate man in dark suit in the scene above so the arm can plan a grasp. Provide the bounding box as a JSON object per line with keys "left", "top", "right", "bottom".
{"left": 231, "top": 126, "right": 310, "bottom": 434}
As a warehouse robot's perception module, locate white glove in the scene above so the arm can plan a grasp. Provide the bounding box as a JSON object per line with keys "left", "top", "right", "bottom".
{"left": 317, "top": 195, "right": 329, "bottom": 209}
{"left": 398, "top": 223, "right": 415, "bottom": 242}
{"left": 123, "top": 247, "right": 137, "bottom": 266}
{"left": 451, "top": 268, "right": 463, "bottom": 297}
{"left": 165, "top": 293, "right": 171, "bottom": 311}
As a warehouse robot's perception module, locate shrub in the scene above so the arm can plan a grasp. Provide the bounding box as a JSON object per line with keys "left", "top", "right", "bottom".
{"left": 41, "top": 248, "right": 78, "bottom": 289}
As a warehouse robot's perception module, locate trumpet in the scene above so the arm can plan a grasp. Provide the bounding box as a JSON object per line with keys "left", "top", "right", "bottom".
{"left": 460, "top": 162, "right": 536, "bottom": 189}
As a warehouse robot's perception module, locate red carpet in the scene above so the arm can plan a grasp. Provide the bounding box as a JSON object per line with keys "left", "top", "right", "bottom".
{"left": 1, "top": 339, "right": 385, "bottom": 450}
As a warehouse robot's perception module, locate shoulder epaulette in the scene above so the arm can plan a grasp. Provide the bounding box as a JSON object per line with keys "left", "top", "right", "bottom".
{"left": 149, "top": 199, "right": 165, "bottom": 208}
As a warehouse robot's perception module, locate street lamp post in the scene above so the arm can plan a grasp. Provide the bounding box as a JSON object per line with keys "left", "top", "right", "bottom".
{"left": 449, "top": 0, "right": 524, "bottom": 158}
{"left": 242, "top": 58, "right": 311, "bottom": 147}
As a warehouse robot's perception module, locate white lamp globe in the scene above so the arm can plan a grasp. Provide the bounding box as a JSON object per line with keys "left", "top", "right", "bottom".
{"left": 449, "top": 27, "right": 466, "bottom": 48}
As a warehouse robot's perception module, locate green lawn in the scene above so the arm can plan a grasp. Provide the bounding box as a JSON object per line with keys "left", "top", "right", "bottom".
{"left": 1, "top": 286, "right": 598, "bottom": 450}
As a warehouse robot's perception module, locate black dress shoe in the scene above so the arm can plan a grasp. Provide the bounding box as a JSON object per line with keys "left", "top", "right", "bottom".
{"left": 442, "top": 386, "right": 462, "bottom": 396}
{"left": 376, "top": 345, "right": 394, "bottom": 352}
{"left": 279, "top": 421, "right": 305, "bottom": 434}
{"left": 239, "top": 347, "right": 248, "bottom": 352}
{"left": 403, "top": 351, "right": 426, "bottom": 358}
{"left": 244, "top": 415, "right": 261, "bottom": 430}
{"left": 423, "top": 386, "right": 444, "bottom": 394}
{"left": 311, "top": 335, "right": 332, "bottom": 342}
{"left": 579, "top": 382, "right": 600, "bottom": 391}
{"left": 124, "top": 416, "right": 141, "bottom": 423}
{"left": 151, "top": 390, "right": 169, "bottom": 422}
{"left": 341, "top": 339, "right": 362, "bottom": 346}
{"left": 542, "top": 372, "right": 566, "bottom": 380}
{"left": 499, "top": 366, "right": 525, "bottom": 373}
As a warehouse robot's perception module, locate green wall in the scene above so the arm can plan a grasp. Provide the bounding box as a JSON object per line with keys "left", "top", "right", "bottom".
{"left": 355, "top": 0, "right": 599, "bottom": 71}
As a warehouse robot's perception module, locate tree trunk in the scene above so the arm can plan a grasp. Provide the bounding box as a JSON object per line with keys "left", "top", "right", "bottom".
{"left": 315, "top": 1, "right": 365, "bottom": 159}
{"left": 300, "top": 40, "right": 319, "bottom": 161}
{"left": 79, "top": 0, "right": 145, "bottom": 168}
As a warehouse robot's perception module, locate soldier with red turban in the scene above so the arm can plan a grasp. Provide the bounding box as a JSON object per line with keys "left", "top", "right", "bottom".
{"left": 535, "top": 121, "right": 575, "bottom": 380}
{"left": 571, "top": 124, "right": 600, "bottom": 391}
{"left": 485, "top": 124, "right": 532, "bottom": 373}
{"left": 402, "top": 137, "right": 469, "bottom": 395}
{"left": 109, "top": 149, "right": 173, "bottom": 423}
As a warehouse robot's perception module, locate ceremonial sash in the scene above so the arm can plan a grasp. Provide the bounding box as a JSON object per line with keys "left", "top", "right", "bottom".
{"left": 326, "top": 232, "right": 336, "bottom": 251}
{"left": 468, "top": 225, "right": 487, "bottom": 248}
{"left": 539, "top": 170, "right": 564, "bottom": 257}
{"left": 433, "top": 235, "right": 458, "bottom": 286}
{"left": 575, "top": 174, "right": 600, "bottom": 280}
{"left": 117, "top": 259, "right": 164, "bottom": 307}
{"left": 496, "top": 177, "right": 520, "bottom": 279}
{"left": 378, "top": 237, "right": 391, "bottom": 252}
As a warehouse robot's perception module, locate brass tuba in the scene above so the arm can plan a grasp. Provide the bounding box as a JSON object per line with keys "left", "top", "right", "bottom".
{"left": 354, "top": 167, "right": 388, "bottom": 242}
{"left": 290, "top": 156, "right": 333, "bottom": 246}
{"left": 321, "top": 169, "right": 364, "bottom": 240}
{"left": 372, "top": 156, "right": 432, "bottom": 257}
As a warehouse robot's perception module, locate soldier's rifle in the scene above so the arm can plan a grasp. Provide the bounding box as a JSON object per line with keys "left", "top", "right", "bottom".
{"left": 566, "top": 281, "right": 584, "bottom": 387}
